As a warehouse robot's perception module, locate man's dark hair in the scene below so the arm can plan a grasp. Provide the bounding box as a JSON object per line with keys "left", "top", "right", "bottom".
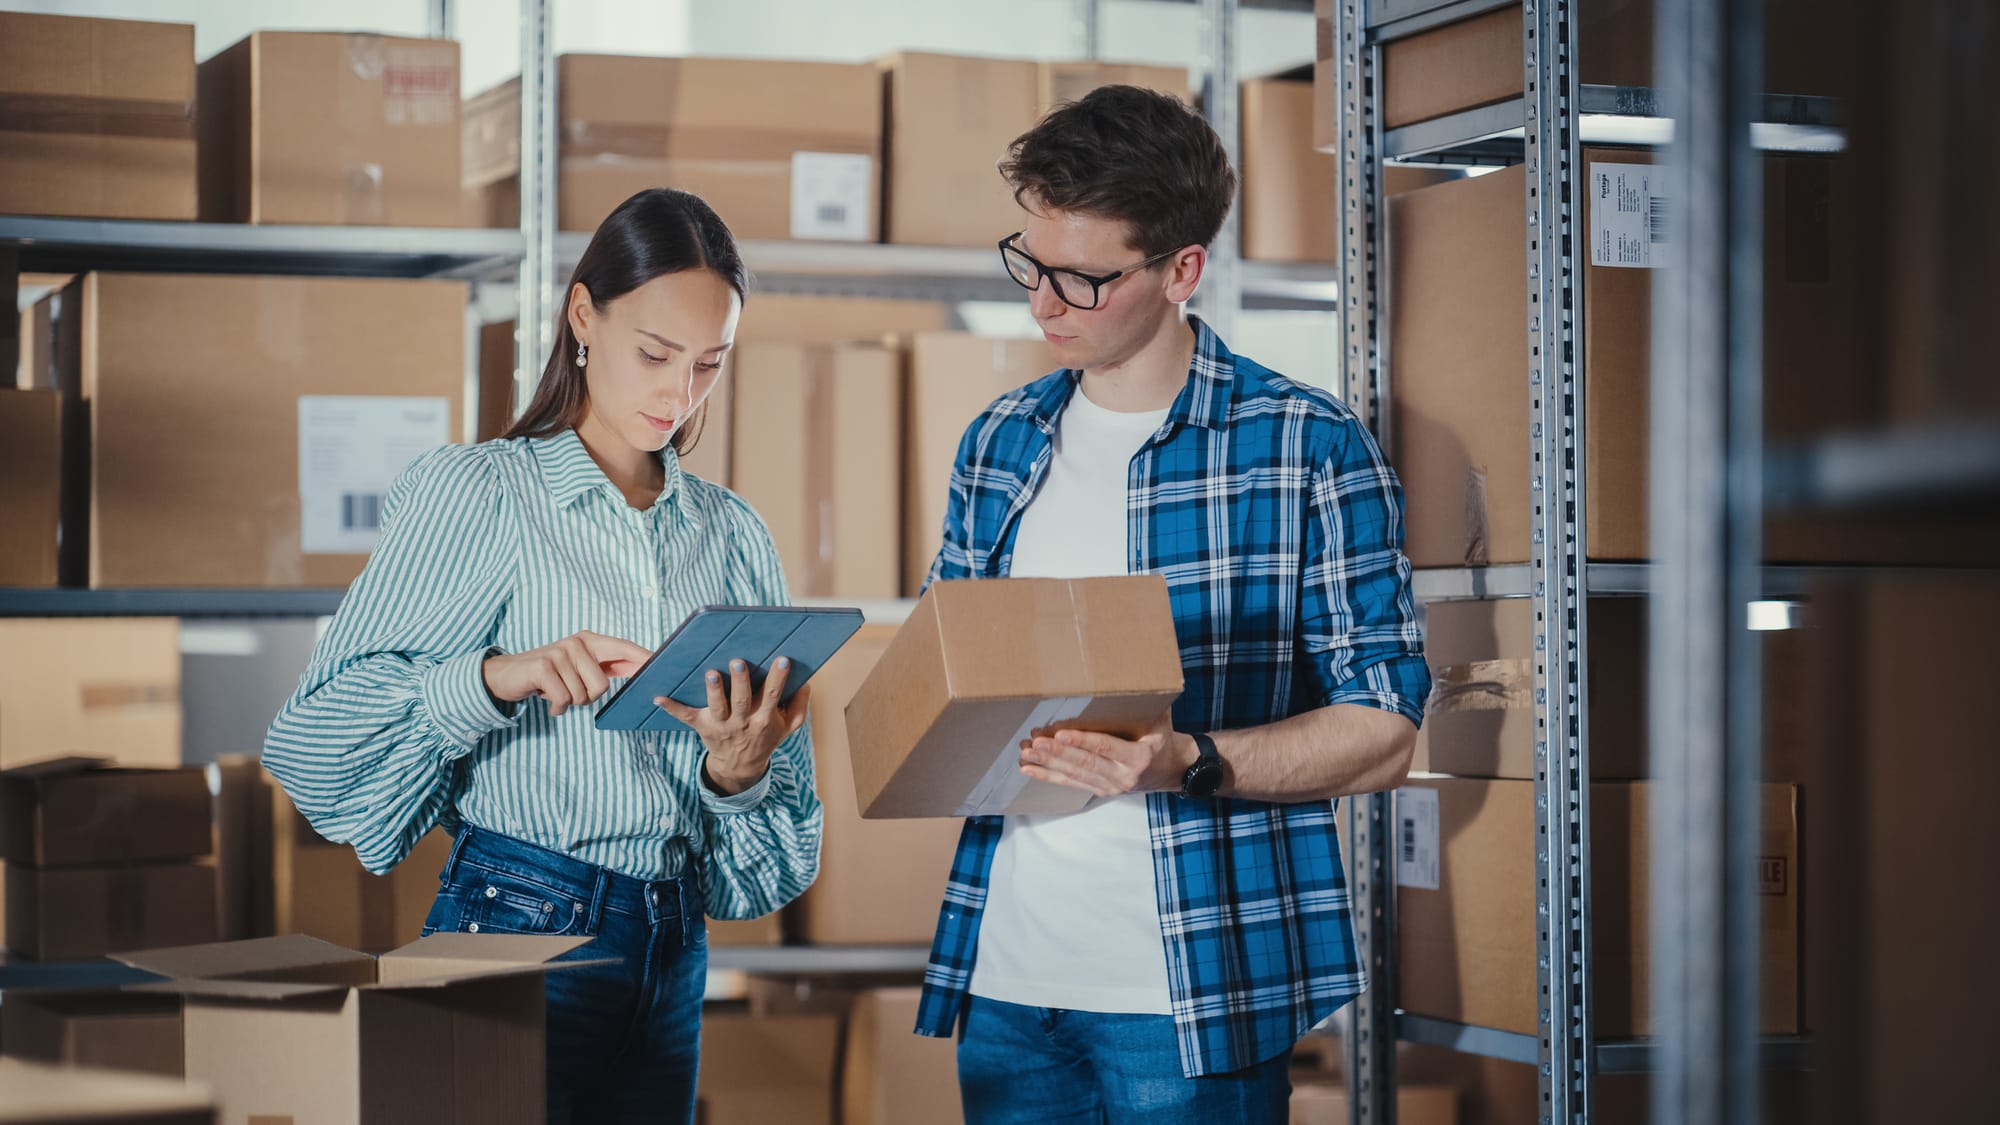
{"left": 999, "top": 84, "right": 1237, "bottom": 259}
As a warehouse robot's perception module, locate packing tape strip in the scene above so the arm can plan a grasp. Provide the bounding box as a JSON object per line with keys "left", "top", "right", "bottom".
{"left": 954, "top": 694, "right": 1095, "bottom": 817}
{"left": 1425, "top": 658, "right": 1532, "bottom": 715}
{"left": 1030, "top": 581, "right": 1091, "bottom": 699}
{"left": 0, "top": 93, "right": 194, "bottom": 141}
{"left": 79, "top": 681, "right": 177, "bottom": 710}
{"left": 1463, "top": 465, "right": 1491, "bottom": 567}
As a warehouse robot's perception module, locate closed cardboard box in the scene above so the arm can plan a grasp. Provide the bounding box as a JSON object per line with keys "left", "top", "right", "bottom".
{"left": 0, "top": 1058, "right": 214, "bottom": 1125}
{"left": 1396, "top": 777, "right": 1801, "bottom": 1037}
{"left": 842, "top": 987, "right": 963, "bottom": 1125}
{"left": 0, "top": 619, "right": 181, "bottom": 771}
{"left": 461, "top": 77, "right": 518, "bottom": 227}
{"left": 1035, "top": 60, "right": 1191, "bottom": 114}
{"left": 1417, "top": 597, "right": 1808, "bottom": 782}
{"left": 6, "top": 861, "right": 218, "bottom": 960}
{"left": 790, "top": 626, "right": 962, "bottom": 944}
{"left": 730, "top": 341, "right": 902, "bottom": 599}
{"left": 1291, "top": 1082, "right": 1458, "bottom": 1125}
{"left": 737, "top": 295, "right": 954, "bottom": 345}
{"left": 266, "top": 780, "right": 452, "bottom": 954}
{"left": 696, "top": 1010, "right": 839, "bottom": 1125}
{"left": 903, "top": 333, "right": 1054, "bottom": 595}
{"left": 845, "top": 576, "right": 1184, "bottom": 819}
{"left": 16, "top": 293, "right": 57, "bottom": 390}
{"left": 705, "top": 913, "right": 782, "bottom": 947}
{"left": 476, "top": 320, "right": 519, "bottom": 443}
{"left": 0, "top": 12, "right": 197, "bottom": 221}
{"left": 0, "top": 389, "right": 60, "bottom": 586}
{"left": 556, "top": 56, "right": 880, "bottom": 240}
{"left": 0, "top": 990, "right": 183, "bottom": 1078}
{"left": 57, "top": 273, "right": 467, "bottom": 587}
{"left": 881, "top": 53, "right": 1038, "bottom": 247}
{"left": 1389, "top": 152, "right": 1875, "bottom": 566}
{"left": 1, "top": 758, "right": 211, "bottom": 867}
{"left": 1242, "top": 76, "right": 1454, "bottom": 262}
{"left": 197, "top": 32, "right": 460, "bottom": 226}
{"left": 117, "top": 934, "right": 596, "bottom": 1125}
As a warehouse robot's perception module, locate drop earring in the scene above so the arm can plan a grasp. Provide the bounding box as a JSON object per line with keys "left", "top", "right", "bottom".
{"left": 575, "top": 342, "right": 588, "bottom": 368}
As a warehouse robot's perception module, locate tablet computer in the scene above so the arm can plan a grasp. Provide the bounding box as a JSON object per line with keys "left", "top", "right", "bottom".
{"left": 593, "top": 605, "right": 866, "bottom": 733}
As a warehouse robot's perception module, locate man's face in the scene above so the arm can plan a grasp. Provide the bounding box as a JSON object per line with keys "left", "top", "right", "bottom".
{"left": 1016, "top": 207, "right": 1186, "bottom": 372}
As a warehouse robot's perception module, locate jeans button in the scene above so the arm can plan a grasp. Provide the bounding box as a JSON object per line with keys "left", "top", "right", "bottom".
{"left": 484, "top": 886, "right": 498, "bottom": 899}
{"left": 467, "top": 922, "right": 480, "bottom": 934}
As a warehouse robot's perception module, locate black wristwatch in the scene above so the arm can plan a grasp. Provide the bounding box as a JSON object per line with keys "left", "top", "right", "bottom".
{"left": 1179, "top": 732, "right": 1224, "bottom": 799}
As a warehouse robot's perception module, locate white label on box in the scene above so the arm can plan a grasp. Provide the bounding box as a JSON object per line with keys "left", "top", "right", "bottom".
{"left": 790, "top": 152, "right": 873, "bottom": 242}
{"left": 954, "top": 696, "right": 1096, "bottom": 817}
{"left": 298, "top": 396, "right": 450, "bottom": 554}
{"left": 1396, "top": 787, "right": 1441, "bottom": 891}
{"left": 1590, "top": 162, "right": 1668, "bottom": 269}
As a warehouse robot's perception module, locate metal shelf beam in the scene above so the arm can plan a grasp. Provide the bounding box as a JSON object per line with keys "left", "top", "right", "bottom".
{"left": 1384, "top": 86, "right": 1844, "bottom": 164}
{"left": 703, "top": 945, "right": 931, "bottom": 974}
{"left": 0, "top": 589, "right": 916, "bottom": 623}
{"left": 0, "top": 217, "right": 523, "bottom": 280}
{"left": 1765, "top": 424, "right": 2000, "bottom": 512}
{"left": 1396, "top": 1015, "right": 1812, "bottom": 1074}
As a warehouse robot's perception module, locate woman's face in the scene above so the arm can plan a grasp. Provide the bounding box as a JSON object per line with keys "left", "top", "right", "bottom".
{"left": 570, "top": 268, "right": 742, "bottom": 456}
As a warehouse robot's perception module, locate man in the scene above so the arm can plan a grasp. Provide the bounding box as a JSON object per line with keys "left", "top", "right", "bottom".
{"left": 911, "top": 85, "right": 1432, "bottom": 1123}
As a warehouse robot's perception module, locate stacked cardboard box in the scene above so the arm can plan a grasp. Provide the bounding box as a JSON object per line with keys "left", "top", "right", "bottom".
{"left": 1395, "top": 777, "right": 1802, "bottom": 1038}
{"left": 730, "top": 341, "right": 903, "bottom": 599}
{"left": 197, "top": 32, "right": 460, "bottom": 226}
{"left": 0, "top": 991, "right": 184, "bottom": 1078}
{"left": 882, "top": 55, "right": 1189, "bottom": 247}
{"left": 840, "top": 988, "right": 963, "bottom": 1125}
{"left": 0, "top": 389, "right": 61, "bottom": 586}
{"left": 1290, "top": 1082, "right": 1458, "bottom": 1125}
{"left": 55, "top": 273, "right": 467, "bottom": 588}
{"left": 2, "top": 759, "right": 217, "bottom": 960}
{"left": 789, "top": 625, "right": 963, "bottom": 945}
{"left": 902, "top": 333, "right": 1055, "bottom": 595}
{"left": 463, "top": 56, "right": 881, "bottom": 240}
{"left": 0, "top": 621, "right": 181, "bottom": 773}
{"left": 696, "top": 1008, "right": 841, "bottom": 1124}
{"left": 0, "top": 12, "right": 197, "bottom": 221}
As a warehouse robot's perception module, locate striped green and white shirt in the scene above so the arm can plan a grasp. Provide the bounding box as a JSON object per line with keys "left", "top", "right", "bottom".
{"left": 263, "top": 428, "right": 821, "bottom": 919}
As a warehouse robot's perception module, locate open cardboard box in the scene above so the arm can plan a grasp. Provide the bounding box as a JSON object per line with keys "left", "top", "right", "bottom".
{"left": 844, "top": 576, "right": 1184, "bottom": 819}
{"left": 114, "top": 933, "right": 612, "bottom": 1125}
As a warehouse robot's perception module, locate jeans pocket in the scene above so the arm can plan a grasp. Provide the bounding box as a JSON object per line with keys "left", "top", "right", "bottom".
{"left": 461, "top": 870, "right": 588, "bottom": 936}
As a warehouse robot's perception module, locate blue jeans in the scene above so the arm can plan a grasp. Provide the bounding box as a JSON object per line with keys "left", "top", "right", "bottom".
{"left": 421, "top": 825, "right": 706, "bottom": 1125}
{"left": 956, "top": 994, "right": 1293, "bottom": 1124}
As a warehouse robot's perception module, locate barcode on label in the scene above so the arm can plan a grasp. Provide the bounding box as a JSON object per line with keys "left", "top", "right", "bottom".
{"left": 1648, "top": 196, "right": 1669, "bottom": 244}
{"left": 1401, "top": 817, "right": 1417, "bottom": 865}
{"left": 817, "top": 204, "right": 848, "bottom": 225}
{"left": 1396, "top": 787, "right": 1441, "bottom": 891}
{"left": 341, "top": 493, "right": 384, "bottom": 531}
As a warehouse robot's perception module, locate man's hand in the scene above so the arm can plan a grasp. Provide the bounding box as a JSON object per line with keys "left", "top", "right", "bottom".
{"left": 1018, "top": 708, "right": 1198, "bottom": 798}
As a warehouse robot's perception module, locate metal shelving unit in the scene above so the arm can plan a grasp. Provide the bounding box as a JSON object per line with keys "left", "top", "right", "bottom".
{"left": 0, "top": 217, "right": 522, "bottom": 280}
{"left": 1336, "top": 1, "right": 1839, "bottom": 1121}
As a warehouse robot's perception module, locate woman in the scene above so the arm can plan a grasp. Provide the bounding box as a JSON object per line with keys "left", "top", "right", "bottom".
{"left": 263, "top": 188, "right": 820, "bottom": 1124}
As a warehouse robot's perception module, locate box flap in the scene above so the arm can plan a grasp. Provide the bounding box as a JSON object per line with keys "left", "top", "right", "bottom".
{"left": 114, "top": 933, "right": 373, "bottom": 981}
{"left": 381, "top": 932, "right": 595, "bottom": 966}
{"left": 0, "top": 755, "right": 110, "bottom": 781}
{"left": 127, "top": 977, "right": 354, "bottom": 1003}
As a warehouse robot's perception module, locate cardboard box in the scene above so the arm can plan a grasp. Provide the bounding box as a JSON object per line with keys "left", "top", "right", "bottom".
{"left": 0, "top": 990, "right": 183, "bottom": 1077}
{"left": 705, "top": 913, "right": 782, "bottom": 948}
{"left": 1417, "top": 598, "right": 1807, "bottom": 782}
{"left": 461, "top": 77, "right": 519, "bottom": 228}
{"left": 902, "top": 334, "right": 1054, "bottom": 595}
{"left": 730, "top": 341, "right": 903, "bottom": 598}
{"left": 845, "top": 576, "right": 1184, "bottom": 819}
{"left": 790, "top": 626, "right": 963, "bottom": 944}
{"left": 1290, "top": 1082, "right": 1458, "bottom": 1125}
{"left": 197, "top": 32, "right": 460, "bottom": 226}
{"left": 1, "top": 758, "right": 211, "bottom": 867}
{"left": 1396, "top": 778, "right": 1801, "bottom": 1037}
{"left": 842, "top": 987, "right": 962, "bottom": 1125}
{"left": 696, "top": 1009, "right": 839, "bottom": 1125}
{"left": 116, "top": 934, "right": 598, "bottom": 1125}
{"left": 0, "top": 390, "right": 60, "bottom": 586}
{"left": 0, "top": 1058, "right": 214, "bottom": 1125}
{"left": 1242, "top": 76, "right": 1454, "bottom": 262}
{"left": 267, "top": 782, "right": 453, "bottom": 954}
{"left": 0, "top": 12, "right": 197, "bottom": 221}
{"left": 1389, "top": 152, "right": 1874, "bottom": 565}
{"left": 881, "top": 53, "right": 1038, "bottom": 247}
{"left": 204, "top": 758, "right": 267, "bottom": 943}
{"left": 57, "top": 273, "right": 467, "bottom": 587}
{"left": 6, "top": 861, "right": 218, "bottom": 960}
{"left": 1035, "top": 61, "right": 1191, "bottom": 114}
{"left": 679, "top": 361, "right": 734, "bottom": 488}
{"left": 476, "top": 319, "right": 518, "bottom": 443}
{"left": 17, "top": 294, "right": 56, "bottom": 389}
{"left": 738, "top": 295, "right": 955, "bottom": 345}
{"left": 550, "top": 56, "right": 881, "bottom": 240}
{"left": 0, "top": 619, "right": 180, "bottom": 771}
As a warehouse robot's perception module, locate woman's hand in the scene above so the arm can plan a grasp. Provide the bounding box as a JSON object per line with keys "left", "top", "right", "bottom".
{"left": 658, "top": 657, "right": 811, "bottom": 796}
{"left": 481, "top": 631, "right": 652, "bottom": 717}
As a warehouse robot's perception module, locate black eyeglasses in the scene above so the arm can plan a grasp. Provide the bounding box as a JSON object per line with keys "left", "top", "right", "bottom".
{"left": 998, "top": 232, "right": 1178, "bottom": 311}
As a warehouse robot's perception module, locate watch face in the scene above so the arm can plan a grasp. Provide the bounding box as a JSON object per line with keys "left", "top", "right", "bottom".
{"left": 1182, "top": 759, "right": 1224, "bottom": 798}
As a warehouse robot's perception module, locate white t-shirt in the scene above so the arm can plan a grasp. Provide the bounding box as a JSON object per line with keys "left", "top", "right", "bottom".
{"left": 967, "top": 384, "right": 1176, "bottom": 1015}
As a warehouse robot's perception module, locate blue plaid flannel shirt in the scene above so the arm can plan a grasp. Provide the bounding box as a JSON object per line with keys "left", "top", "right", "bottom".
{"left": 909, "top": 318, "right": 1431, "bottom": 1077}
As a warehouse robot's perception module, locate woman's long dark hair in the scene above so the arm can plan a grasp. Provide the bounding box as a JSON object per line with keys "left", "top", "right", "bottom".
{"left": 502, "top": 188, "right": 749, "bottom": 454}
